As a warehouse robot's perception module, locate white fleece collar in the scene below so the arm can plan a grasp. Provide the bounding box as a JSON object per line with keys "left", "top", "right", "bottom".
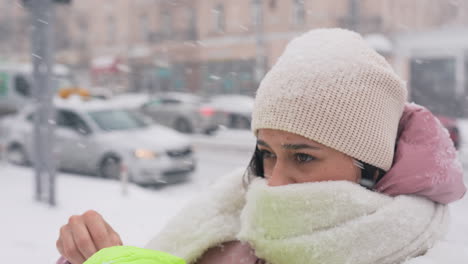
{"left": 238, "top": 179, "right": 447, "bottom": 264}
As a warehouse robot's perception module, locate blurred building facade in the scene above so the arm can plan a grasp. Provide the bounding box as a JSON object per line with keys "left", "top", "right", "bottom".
{"left": 0, "top": 1, "right": 30, "bottom": 62}
{"left": 1, "top": 0, "right": 468, "bottom": 116}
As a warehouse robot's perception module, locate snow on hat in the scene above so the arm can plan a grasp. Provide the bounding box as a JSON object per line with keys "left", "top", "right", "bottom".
{"left": 251, "top": 28, "right": 407, "bottom": 171}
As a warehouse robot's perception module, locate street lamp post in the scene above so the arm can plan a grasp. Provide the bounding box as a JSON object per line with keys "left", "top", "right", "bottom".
{"left": 22, "top": 0, "right": 72, "bottom": 206}
{"left": 23, "top": 0, "right": 70, "bottom": 206}
{"left": 254, "top": 0, "right": 266, "bottom": 85}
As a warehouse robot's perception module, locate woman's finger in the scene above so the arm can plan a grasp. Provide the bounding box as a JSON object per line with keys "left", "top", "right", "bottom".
{"left": 104, "top": 220, "right": 123, "bottom": 245}
{"left": 69, "top": 214, "right": 98, "bottom": 259}
{"left": 59, "top": 224, "right": 86, "bottom": 264}
{"left": 83, "top": 210, "right": 116, "bottom": 250}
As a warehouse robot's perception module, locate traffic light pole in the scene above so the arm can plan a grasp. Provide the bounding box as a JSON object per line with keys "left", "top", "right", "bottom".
{"left": 28, "top": 0, "right": 57, "bottom": 206}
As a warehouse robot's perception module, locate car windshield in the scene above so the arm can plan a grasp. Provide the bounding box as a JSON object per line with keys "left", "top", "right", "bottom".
{"left": 88, "top": 109, "right": 150, "bottom": 131}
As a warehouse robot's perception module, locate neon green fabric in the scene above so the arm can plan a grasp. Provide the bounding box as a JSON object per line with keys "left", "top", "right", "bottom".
{"left": 84, "top": 246, "right": 186, "bottom": 264}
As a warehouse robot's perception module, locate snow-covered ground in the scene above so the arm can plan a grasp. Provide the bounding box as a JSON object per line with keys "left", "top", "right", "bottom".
{"left": 0, "top": 130, "right": 253, "bottom": 263}
{"left": 0, "top": 126, "right": 467, "bottom": 263}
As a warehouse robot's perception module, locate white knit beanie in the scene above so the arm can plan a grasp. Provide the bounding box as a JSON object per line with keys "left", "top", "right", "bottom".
{"left": 251, "top": 28, "right": 407, "bottom": 171}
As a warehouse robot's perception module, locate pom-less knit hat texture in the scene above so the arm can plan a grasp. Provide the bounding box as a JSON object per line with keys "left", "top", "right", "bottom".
{"left": 251, "top": 28, "right": 407, "bottom": 171}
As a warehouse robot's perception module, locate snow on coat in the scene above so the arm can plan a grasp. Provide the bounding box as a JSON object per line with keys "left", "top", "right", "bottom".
{"left": 375, "top": 103, "right": 466, "bottom": 203}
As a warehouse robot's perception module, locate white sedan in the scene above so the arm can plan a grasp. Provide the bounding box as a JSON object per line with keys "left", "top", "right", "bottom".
{"left": 2, "top": 98, "right": 196, "bottom": 185}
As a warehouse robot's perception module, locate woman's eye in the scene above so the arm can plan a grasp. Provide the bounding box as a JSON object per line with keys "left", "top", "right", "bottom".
{"left": 295, "top": 153, "right": 315, "bottom": 163}
{"left": 259, "top": 150, "right": 275, "bottom": 159}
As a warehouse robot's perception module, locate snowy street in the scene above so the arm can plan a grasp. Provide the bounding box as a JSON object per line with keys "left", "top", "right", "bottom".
{"left": 1, "top": 127, "right": 467, "bottom": 263}
{"left": 0, "top": 129, "right": 255, "bottom": 263}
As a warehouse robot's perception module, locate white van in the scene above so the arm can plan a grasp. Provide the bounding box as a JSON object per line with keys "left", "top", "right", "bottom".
{"left": 0, "top": 63, "right": 73, "bottom": 115}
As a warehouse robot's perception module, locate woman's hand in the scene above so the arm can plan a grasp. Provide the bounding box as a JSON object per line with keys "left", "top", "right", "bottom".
{"left": 56, "top": 210, "right": 123, "bottom": 264}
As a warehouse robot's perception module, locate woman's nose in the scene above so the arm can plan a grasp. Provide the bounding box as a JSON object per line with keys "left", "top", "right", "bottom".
{"left": 267, "top": 162, "right": 294, "bottom": 186}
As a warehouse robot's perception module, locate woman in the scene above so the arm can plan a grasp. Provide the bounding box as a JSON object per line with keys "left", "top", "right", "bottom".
{"left": 56, "top": 28, "right": 466, "bottom": 264}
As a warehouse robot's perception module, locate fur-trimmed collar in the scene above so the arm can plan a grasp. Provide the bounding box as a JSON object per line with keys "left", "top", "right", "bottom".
{"left": 239, "top": 179, "right": 447, "bottom": 264}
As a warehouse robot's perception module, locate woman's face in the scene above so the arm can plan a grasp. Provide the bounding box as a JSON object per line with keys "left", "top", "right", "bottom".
{"left": 257, "top": 129, "right": 360, "bottom": 187}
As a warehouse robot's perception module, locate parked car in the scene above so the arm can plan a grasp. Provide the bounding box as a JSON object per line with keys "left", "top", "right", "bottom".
{"left": 139, "top": 92, "right": 228, "bottom": 134}
{"left": 0, "top": 63, "right": 73, "bottom": 115}
{"left": 436, "top": 115, "right": 460, "bottom": 149}
{"left": 2, "top": 98, "right": 196, "bottom": 185}
{"left": 208, "top": 94, "right": 254, "bottom": 129}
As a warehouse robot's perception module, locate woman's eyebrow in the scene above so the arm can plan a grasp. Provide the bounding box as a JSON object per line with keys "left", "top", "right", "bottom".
{"left": 257, "top": 140, "right": 321, "bottom": 150}
{"left": 256, "top": 140, "right": 270, "bottom": 148}
{"left": 282, "top": 143, "right": 321, "bottom": 150}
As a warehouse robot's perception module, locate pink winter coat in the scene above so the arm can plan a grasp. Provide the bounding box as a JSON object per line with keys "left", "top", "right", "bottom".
{"left": 375, "top": 103, "right": 466, "bottom": 203}
{"left": 57, "top": 103, "right": 466, "bottom": 264}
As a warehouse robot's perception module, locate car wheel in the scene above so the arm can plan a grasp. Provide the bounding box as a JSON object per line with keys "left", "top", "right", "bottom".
{"left": 99, "top": 156, "right": 121, "bottom": 180}
{"left": 239, "top": 117, "right": 251, "bottom": 129}
{"left": 204, "top": 126, "right": 219, "bottom": 135}
{"left": 6, "top": 144, "right": 28, "bottom": 166}
{"left": 174, "top": 118, "right": 193, "bottom": 134}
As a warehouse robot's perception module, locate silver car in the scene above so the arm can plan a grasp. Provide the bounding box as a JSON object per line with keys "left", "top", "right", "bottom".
{"left": 139, "top": 92, "right": 228, "bottom": 134}
{"left": 2, "top": 99, "right": 196, "bottom": 185}
{"left": 208, "top": 95, "right": 254, "bottom": 129}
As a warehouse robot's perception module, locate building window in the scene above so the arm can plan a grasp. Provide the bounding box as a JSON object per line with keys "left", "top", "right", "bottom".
{"left": 161, "top": 11, "right": 172, "bottom": 38}
{"left": 76, "top": 13, "right": 88, "bottom": 48}
{"left": 269, "top": 0, "right": 277, "bottom": 10}
{"left": 0, "top": 2, "right": 12, "bottom": 45}
{"left": 251, "top": 0, "right": 262, "bottom": 28}
{"left": 293, "top": 0, "right": 306, "bottom": 26}
{"left": 346, "top": 0, "right": 360, "bottom": 31}
{"left": 107, "top": 16, "right": 116, "bottom": 44}
{"left": 140, "top": 14, "right": 150, "bottom": 42}
{"left": 213, "top": 4, "right": 225, "bottom": 33}
{"left": 187, "top": 7, "right": 197, "bottom": 40}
